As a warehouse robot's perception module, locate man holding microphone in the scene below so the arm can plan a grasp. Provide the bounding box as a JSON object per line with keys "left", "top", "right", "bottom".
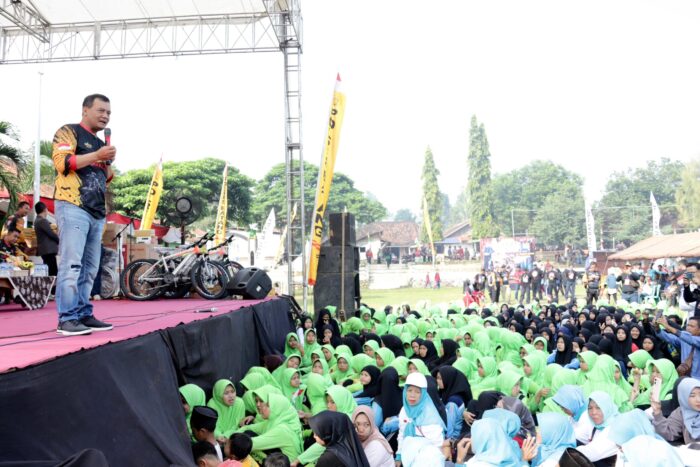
{"left": 52, "top": 94, "right": 115, "bottom": 336}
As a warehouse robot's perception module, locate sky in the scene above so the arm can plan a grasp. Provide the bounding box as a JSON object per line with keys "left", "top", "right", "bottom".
{"left": 2, "top": 0, "right": 700, "bottom": 221}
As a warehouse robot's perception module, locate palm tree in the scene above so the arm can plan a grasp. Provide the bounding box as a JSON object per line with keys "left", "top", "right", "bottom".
{"left": 0, "top": 121, "right": 27, "bottom": 213}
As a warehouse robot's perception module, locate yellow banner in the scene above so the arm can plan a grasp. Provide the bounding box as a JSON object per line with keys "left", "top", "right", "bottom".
{"left": 140, "top": 157, "right": 163, "bottom": 230}
{"left": 308, "top": 74, "right": 346, "bottom": 285}
{"left": 423, "top": 196, "right": 436, "bottom": 259}
{"left": 214, "top": 163, "right": 229, "bottom": 245}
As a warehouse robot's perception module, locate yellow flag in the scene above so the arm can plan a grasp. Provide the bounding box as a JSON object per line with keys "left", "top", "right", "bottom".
{"left": 214, "top": 163, "right": 229, "bottom": 245}
{"left": 308, "top": 74, "right": 346, "bottom": 285}
{"left": 423, "top": 196, "right": 436, "bottom": 259}
{"left": 140, "top": 157, "right": 163, "bottom": 230}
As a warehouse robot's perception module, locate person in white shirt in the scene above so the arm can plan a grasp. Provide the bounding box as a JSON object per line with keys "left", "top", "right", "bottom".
{"left": 575, "top": 391, "right": 619, "bottom": 463}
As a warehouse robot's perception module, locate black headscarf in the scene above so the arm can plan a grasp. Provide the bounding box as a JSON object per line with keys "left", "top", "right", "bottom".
{"left": 437, "top": 366, "right": 472, "bottom": 407}
{"left": 611, "top": 326, "right": 633, "bottom": 363}
{"left": 661, "top": 376, "right": 687, "bottom": 418}
{"left": 629, "top": 323, "right": 645, "bottom": 349}
{"left": 554, "top": 335, "right": 574, "bottom": 366}
{"left": 426, "top": 375, "right": 448, "bottom": 426}
{"left": 598, "top": 337, "right": 614, "bottom": 357}
{"left": 581, "top": 320, "right": 599, "bottom": 336}
{"left": 373, "top": 367, "right": 403, "bottom": 419}
{"left": 579, "top": 328, "right": 593, "bottom": 342}
{"left": 315, "top": 309, "right": 341, "bottom": 340}
{"left": 429, "top": 339, "right": 459, "bottom": 371}
{"left": 588, "top": 334, "right": 603, "bottom": 346}
{"left": 380, "top": 334, "right": 405, "bottom": 357}
{"left": 309, "top": 411, "right": 370, "bottom": 467}
{"left": 419, "top": 340, "right": 439, "bottom": 367}
{"left": 363, "top": 333, "right": 382, "bottom": 346}
{"left": 321, "top": 324, "right": 343, "bottom": 347}
{"left": 642, "top": 335, "right": 664, "bottom": 359}
{"left": 466, "top": 391, "right": 504, "bottom": 420}
{"left": 342, "top": 334, "right": 362, "bottom": 355}
{"left": 356, "top": 365, "right": 382, "bottom": 398}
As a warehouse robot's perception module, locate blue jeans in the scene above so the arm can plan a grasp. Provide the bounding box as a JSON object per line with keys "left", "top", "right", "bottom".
{"left": 55, "top": 201, "right": 105, "bottom": 323}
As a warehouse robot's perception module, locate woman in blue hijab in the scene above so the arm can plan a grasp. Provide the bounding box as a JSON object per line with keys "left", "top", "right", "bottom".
{"left": 464, "top": 417, "right": 527, "bottom": 466}
{"left": 575, "top": 391, "right": 620, "bottom": 464}
{"left": 531, "top": 413, "right": 576, "bottom": 467}
{"left": 482, "top": 408, "right": 521, "bottom": 461}
{"left": 396, "top": 372, "right": 446, "bottom": 463}
{"left": 618, "top": 435, "right": 684, "bottom": 467}
{"left": 608, "top": 408, "right": 661, "bottom": 446}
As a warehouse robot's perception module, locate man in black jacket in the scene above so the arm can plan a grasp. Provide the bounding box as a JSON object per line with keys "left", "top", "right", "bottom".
{"left": 682, "top": 267, "right": 700, "bottom": 317}
{"left": 33, "top": 202, "right": 59, "bottom": 276}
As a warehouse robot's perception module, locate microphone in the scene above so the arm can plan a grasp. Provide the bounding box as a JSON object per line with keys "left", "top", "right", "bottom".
{"left": 104, "top": 128, "right": 112, "bottom": 165}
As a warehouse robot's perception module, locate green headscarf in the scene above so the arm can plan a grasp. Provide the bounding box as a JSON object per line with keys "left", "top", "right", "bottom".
{"left": 250, "top": 393, "right": 304, "bottom": 461}
{"left": 321, "top": 344, "right": 337, "bottom": 368}
{"left": 408, "top": 358, "right": 430, "bottom": 376}
{"left": 280, "top": 368, "right": 306, "bottom": 410}
{"left": 343, "top": 317, "right": 364, "bottom": 335}
{"left": 376, "top": 347, "right": 396, "bottom": 370}
{"left": 472, "top": 356, "right": 499, "bottom": 397}
{"left": 388, "top": 356, "right": 409, "bottom": 385}
{"left": 629, "top": 349, "right": 652, "bottom": 371}
{"left": 179, "top": 383, "right": 205, "bottom": 435}
{"left": 351, "top": 353, "right": 376, "bottom": 374}
{"left": 452, "top": 357, "right": 477, "bottom": 382}
{"left": 497, "top": 370, "right": 523, "bottom": 397}
{"left": 363, "top": 339, "right": 380, "bottom": 356}
{"left": 311, "top": 357, "right": 334, "bottom": 386}
{"left": 302, "top": 329, "right": 321, "bottom": 368}
{"left": 207, "top": 379, "right": 246, "bottom": 438}
{"left": 326, "top": 385, "right": 357, "bottom": 416}
{"left": 241, "top": 372, "right": 271, "bottom": 414}
{"left": 330, "top": 353, "right": 354, "bottom": 384}
{"left": 272, "top": 353, "right": 301, "bottom": 386}
{"left": 284, "top": 332, "right": 301, "bottom": 357}
{"left": 577, "top": 351, "right": 599, "bottom": 384}
{"left": 401, "top": 333, "right": 415, "bottom": 358}
{"left": 634, "top": 359, "right": 678, "bottom": 406}
{"left": 305, "top": 372, "right": 332, "bottom": 415}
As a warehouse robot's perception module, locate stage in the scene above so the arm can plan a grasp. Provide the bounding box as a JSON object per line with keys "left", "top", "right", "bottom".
{"left": 0, "top": 296, "right": 295, "bottom": 466}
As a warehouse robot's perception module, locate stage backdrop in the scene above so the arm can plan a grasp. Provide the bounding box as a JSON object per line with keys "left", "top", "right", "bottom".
{"left": 0, "top": 298, "right": 294, "bottom": 466}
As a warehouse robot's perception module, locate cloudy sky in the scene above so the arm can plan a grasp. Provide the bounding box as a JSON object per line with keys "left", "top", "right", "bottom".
{"left": 1, "top": 0, "right": 700, "bottom": 219}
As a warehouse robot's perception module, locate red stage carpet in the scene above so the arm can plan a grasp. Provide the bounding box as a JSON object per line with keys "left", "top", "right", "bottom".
{"left": 0, "top": 297, "right": 269, "bottom": 373}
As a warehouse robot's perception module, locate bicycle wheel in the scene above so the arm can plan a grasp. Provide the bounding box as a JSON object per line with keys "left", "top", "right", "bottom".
{"left": 121, "top": 259, "right": 165, "bottom": 301}
{"left": 100, "top": 266, "right": 119, "bottom": 299}
{"left": 191, "top": 260, "right": 230, "bottom": 300}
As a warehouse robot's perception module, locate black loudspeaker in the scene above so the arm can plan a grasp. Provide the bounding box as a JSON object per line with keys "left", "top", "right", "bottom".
{"left": 316, "top": 246, "right": 360, "bottom": 274}
{"left": 313, "top": 245, "right": 361, "bottom": 317}
{"left": 329, "top": 212, "right": 356, "bottom": 246}
{"left": 313, "top": 272, "right": 361, "bottom": 316}
{"left": 228, "top": 267, "right": 272, "bottom": 299}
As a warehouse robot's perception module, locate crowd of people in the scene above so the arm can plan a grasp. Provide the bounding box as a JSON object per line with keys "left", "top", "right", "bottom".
{"left": 467, "top": 259, "right": 697, "bottom": 309}
{"left": 182, "top": 266, "right": 700, "bottom": 466}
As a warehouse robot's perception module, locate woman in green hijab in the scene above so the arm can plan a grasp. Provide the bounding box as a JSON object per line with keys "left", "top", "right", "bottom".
{"left": 497, "top": 370, "right": 523, "bottom": 398}
{"left": 522, "top": 352, "right": 548, "bottom": 412}
{"left": 388, "top": 356, "right": 409, "bottom": 386}
{"left": 375, "top": 347, "right": 395, "bottom": 370}
{"left": 301, "top": 329, "right": 321, "bottom": 369}
{"left": 207, "top": 379, "right": 246, "bottom": 440}
{"left": 363, "top": 339, "right": 380, "bottom": 358}
{"left": 330, "top": 353, "right": 354, "bottom": 385}
{"left": 179, "top": 383, "right": 205, "bottom": 437}
{"left": 245, "top": 392, "right": 304, "bottom": 461}
{"left": 471, "top": 356, "right": 499, "bottom": 398}
{"left": 372, "top": 308, "right": 388, "bottom": 335}
{"left": 241, "top": 372, "right": 274, "bottom": 414}
{"left": 407, "top": 358, "right": 430, "bottom": 376}
{"left": 452, "top": 357, "right": 477, "bottom": 382}
{"left": 628, "top": 349, "right": 652, "bottom": 389}
{"left": 310, "top": 357, "right": 334, "bottom": 386}
{"left": 632, "top": 358, "right": 678, "bottom": 407}
{"left": 581, "top": 354, "right": 632, "bottom": 412}
{"left": 359, "top": 307, "right": 374, "bottom": 330}
{"left": 302, "top": 372, "right": 332, "bottom": 417}
{"left": 326, "top": 384, "right": 359, "bottom": 416}
{"left": 279, "top": 368, "right": 306, "bottom": 411}
{"left": 576, "top": 351, "right": 599, "bottom": 384}
{"left": 284, "top": 332, "right": 304, "bottom": 358}
{"left": 272, "top": 353, "right": 302, "bottom": 387}
{"left": 321, "top": 344, "right": 337, "bottom": 369}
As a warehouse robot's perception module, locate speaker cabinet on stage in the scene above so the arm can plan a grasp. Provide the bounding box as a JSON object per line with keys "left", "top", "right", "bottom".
{"left": 329, "top": 212, "right": 356, "bottom": 246}
{"left": 228, "top": 267, "right": 272, "bottom": 299}
{"left": 313, "top": 245, "right": 361, "bottom": 316}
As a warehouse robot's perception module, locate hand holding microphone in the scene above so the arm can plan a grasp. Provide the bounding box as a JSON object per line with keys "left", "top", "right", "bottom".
{"left": 100, "top": 128, "right": 116, "bottom": 165}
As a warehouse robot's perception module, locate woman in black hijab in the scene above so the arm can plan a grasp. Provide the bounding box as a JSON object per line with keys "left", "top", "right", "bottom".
{"left": 437, "top": 366, "right": 472, "bottom": 408}
{"left": 380, "top": 334, "right": 405, "bottom": 357}
{"left": 464, "top": 391, "right": 504, "bottom": 433}
{"left": 315, "top": 308, "right": 341, "bottom": 341}
{"left": 342, "top": 334, "right": 363, "bottom": 355}
{"left": 418, "top": 340, "right": 439, "bottom": 368}
{"left": 373, "top": 367, "right": 403, "bottom": 423}
{"left": 597, "top": 336, "right": 614, "bottom": 357}
{"left": 356, "top": 365, "right": 382, "bottom": 399}
{"left": 426, "top": 374, "right": 448, "bottom": 426}
{"left": 642, "top": 335, "right": 665, "bottom": 359}
{"left": 499, "top": 396, "right": 536, "bottom": 438}
{"left": 429, "top": 339, "right": 459, "bottom": 371}
{"left": 553, "top": 335, "right": 575, "bottom": 366}
{"left": 628, "top": 322, "right": 645, "bottom": 350}
{"left": 309, "top": 410, "right": 370, "bottom": 467}
{"left": 320, "top": 324, "right": 343, "bottom": 347}
{"left": 610, "top": 325, "right": 633, "bottom": 365}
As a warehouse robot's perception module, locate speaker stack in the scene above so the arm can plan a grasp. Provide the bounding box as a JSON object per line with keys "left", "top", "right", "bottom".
{"left": 313, "top": 213, "right": 361, "bottom": 319}
{"left": 227, "top": 267, "right": 272, "bottom": 299}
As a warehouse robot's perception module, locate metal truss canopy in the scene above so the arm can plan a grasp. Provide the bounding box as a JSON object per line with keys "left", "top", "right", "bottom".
{"left": 0, "top": 0, "right": 301, "bottom": 63}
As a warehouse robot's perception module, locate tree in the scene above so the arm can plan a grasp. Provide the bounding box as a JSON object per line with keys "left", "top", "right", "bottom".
{"left": 394, "top": 208, "right": 416, "bottom": 222}
{"left": 676, "top": 158, "right": 700, "bottom": 230}
{"left": 420, "top": 147, "right": 443, "bottom": 242}
{"left": 596, "top": 158, "right": 683, "bottom": 244}
{"left": 0, "top": 122, "right": 27, "bottom": 221}
{"left": 449, "top": 187, "right": 470, "bottom": 226}
{"left": 251, "top": 161, "right": 387, "bottom": 228}
{"left": 467, "top": 116, "right": 498, "bottom": 239}
{"left": 491, "top": 160, "right": 584, "bottom": 239}
{"left": 21, "top": 140, "right": 55, "bottom": 192}
{"left": 111, "top": 158, "right": 254, "bottom": 226}
{"left": 530, "top": 191, "right": 586, "bottom": 247}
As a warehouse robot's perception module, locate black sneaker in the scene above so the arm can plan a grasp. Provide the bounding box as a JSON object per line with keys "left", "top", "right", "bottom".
{"left": 80, "top": 316, "right": 113, "bottom": 331}
{"left": 57, "top": 320, "right": 93, "bottom": 336}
